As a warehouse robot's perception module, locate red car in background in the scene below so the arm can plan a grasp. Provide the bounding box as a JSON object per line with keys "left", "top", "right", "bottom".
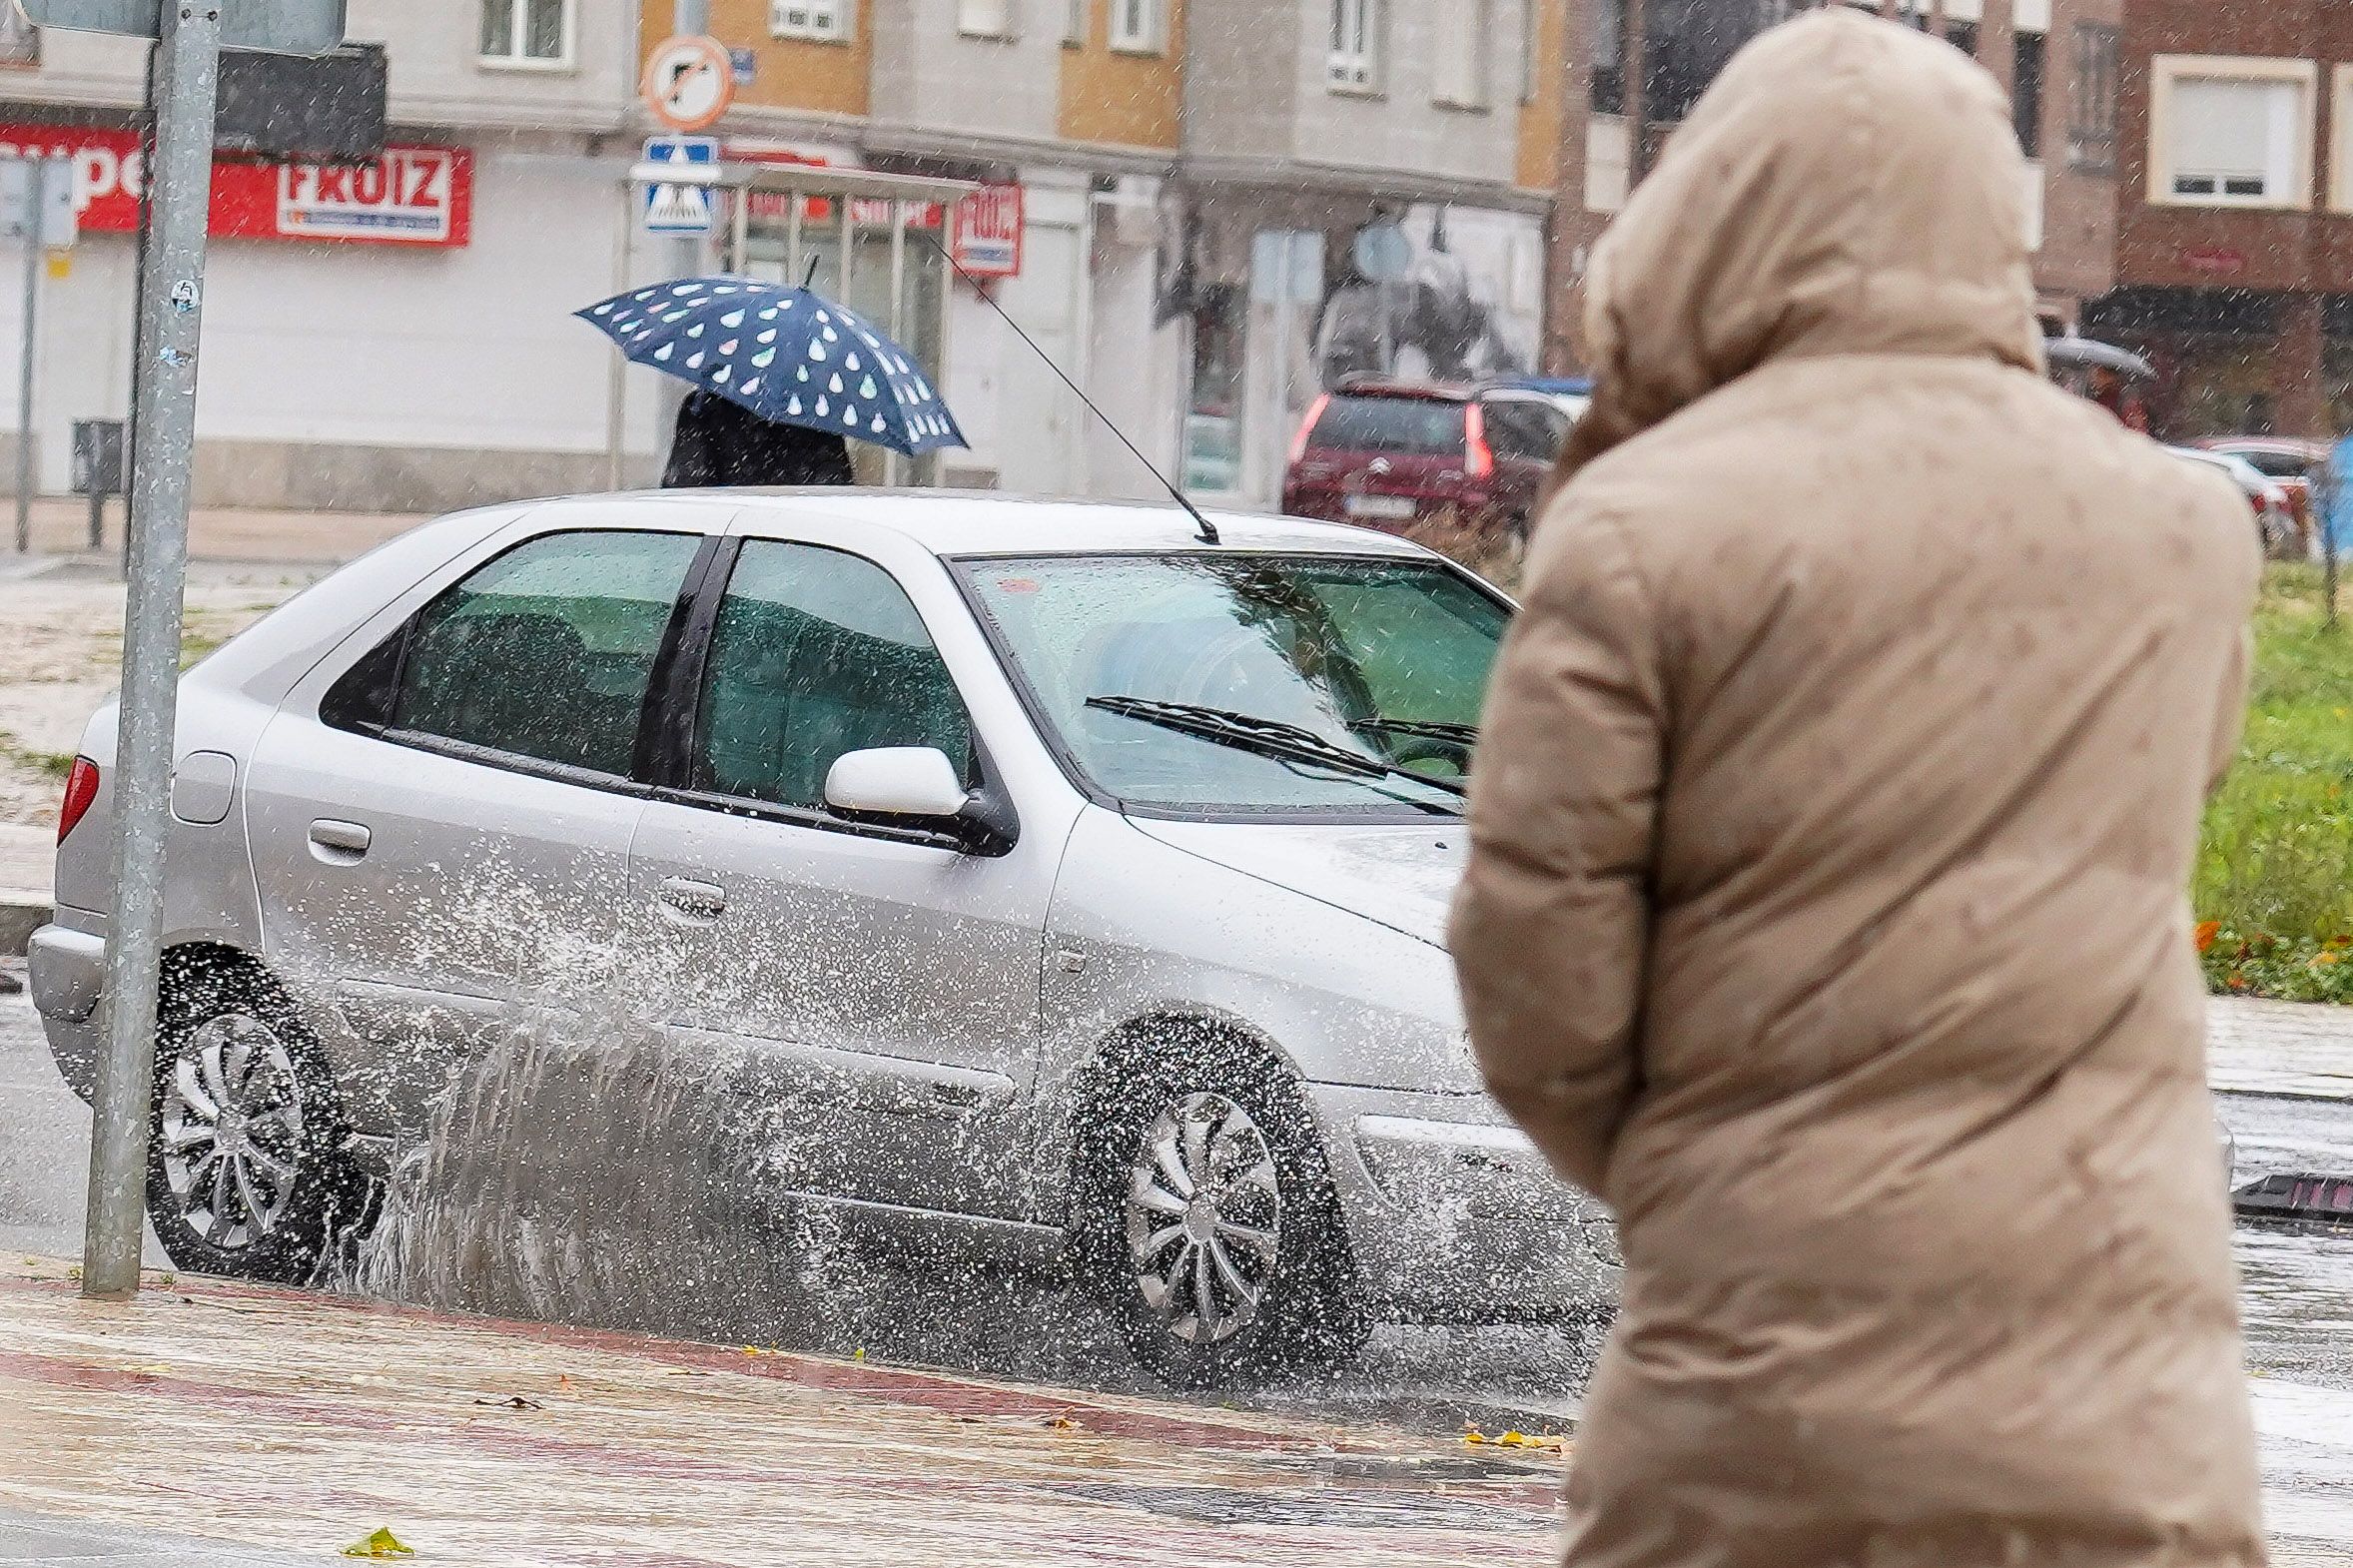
{"left": 1280, "top": 381, "right": 1571, "bottom": 540}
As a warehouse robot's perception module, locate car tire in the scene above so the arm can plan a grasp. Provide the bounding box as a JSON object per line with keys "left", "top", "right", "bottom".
{"left": 144, "top": 957, "right": 367, "bottom": 1285}
{"left": 1069, "top": 1024, "right": 1369, "bottom": 1390}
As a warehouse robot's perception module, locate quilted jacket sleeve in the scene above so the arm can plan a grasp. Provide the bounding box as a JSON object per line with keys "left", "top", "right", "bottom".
{"left": 1449, "top": 505, "right": 1666, "bottom": 1196}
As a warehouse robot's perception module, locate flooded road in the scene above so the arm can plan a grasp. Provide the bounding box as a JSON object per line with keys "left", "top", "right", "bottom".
{"left": 5, "top": 992, "right": 2352, "bottom": 1525}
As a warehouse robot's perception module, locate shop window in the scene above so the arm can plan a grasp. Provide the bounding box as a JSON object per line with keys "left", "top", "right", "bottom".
{"left": 959, "top": 0, "right": 1014, "bottom": 38}
{"left": 2153, "top": 58, "right": 2315, "bottom": 210}
{"left": 478, "top": 0, "right": 571, "bottom": 68}
{"left": 2011, "top": 29, "right": 2043, "bottom": 159}
{"left": 1111, "top": 0, "right": 1164, "bottom": 54}
{"left": 1328, "top": 0, "right": 1380, "bottom": 93}
{"left": 1434, "top": 0, "right": 1487, "bottom": 109}
{"left": 2069, "top": 23, "right": 2118, "bottom": 175}
{"left": 772, "top": 0, "right": 854, "bottom": 42}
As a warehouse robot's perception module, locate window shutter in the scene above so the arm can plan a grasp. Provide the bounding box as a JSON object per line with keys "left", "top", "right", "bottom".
{"left": 2172, "top": 78, "right": 2282, "bottom": 193}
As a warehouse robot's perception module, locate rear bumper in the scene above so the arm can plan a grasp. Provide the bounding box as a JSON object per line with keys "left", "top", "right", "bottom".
{"left": 27, "top": 922, "right": 105, "bottom": 1102}
{"left": 1308, "top": 1084, "right": 1619, "bottom": 1323}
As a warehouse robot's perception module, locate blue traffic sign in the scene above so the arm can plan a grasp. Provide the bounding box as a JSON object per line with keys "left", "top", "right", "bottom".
{"left": 642, "top": 135, "right": 719, "bottom": 237}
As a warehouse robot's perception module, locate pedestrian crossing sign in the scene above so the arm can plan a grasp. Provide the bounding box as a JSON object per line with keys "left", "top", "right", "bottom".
{"left": 642, "top": 135, "right": 719, "bottom": 237}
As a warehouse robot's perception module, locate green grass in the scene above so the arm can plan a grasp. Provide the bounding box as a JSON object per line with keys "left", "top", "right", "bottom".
{"left": 0, "top": 730, "right": 75, "bottom": 781}
{"left": 2197, "top": 567, "right": 2353, "bottom": 1002}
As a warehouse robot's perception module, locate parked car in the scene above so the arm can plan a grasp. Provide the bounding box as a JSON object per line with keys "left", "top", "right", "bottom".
{"left": 27, "top": 493, "right": 1616, "bottom": 1388}
{"left": 1488, "top": 375, "right": 1593, "bottom": 428}
{"left": 2192, "top": 436, "right": 2329, "bottom": 553}
{"left": 2167, "top": 445, "right": 2301, "bottom": 559}
{"left": 1280, "top": 381, "right": 1570, "bottom": 540}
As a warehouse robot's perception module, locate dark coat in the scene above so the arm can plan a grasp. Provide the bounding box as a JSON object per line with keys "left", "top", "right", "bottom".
{"left": 660, "top": 392, "right": 856, "bottom": 488}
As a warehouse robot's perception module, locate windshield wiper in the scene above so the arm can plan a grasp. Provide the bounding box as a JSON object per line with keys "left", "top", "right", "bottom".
{"left": 1086, "top": 696, "right": 1467, "bottom": 799}
{"left": 1349, "top": 718, "right": 1480, "bottom": 747}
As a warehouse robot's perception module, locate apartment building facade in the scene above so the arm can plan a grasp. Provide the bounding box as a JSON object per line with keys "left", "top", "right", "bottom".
{"left": 0, "top": 1, "right": 658, "bottom": 511}
{"left": 1540, "top": 0, "right": 2121, "bottom": 369}
{"left": 671, "top": 0, "right": 1564, "bottom": 509}
{"left": 2086, "top": 0, "right": 2353, "bottom": 438}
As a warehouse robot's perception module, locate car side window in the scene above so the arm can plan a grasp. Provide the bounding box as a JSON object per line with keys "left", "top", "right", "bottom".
{"left": 388, "top": 529, "right": 702, "bottom": 777}
{"left": 695, "top": 540, "right": 976, "bottom": 812}
{"left": 1480, "top": 399, "right": 1566, "bottom": 463}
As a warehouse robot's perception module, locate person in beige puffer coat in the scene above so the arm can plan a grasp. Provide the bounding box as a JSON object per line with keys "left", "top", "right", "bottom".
{"left": 1449, "top": 10, "right": 2264, "bottom": 1566}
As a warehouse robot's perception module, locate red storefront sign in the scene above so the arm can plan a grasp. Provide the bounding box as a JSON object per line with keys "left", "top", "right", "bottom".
{"left": 2180, "top": 246, "right": 2246, "bottom": 278}
{"left": 952, "top": 183, "right": 1024, "bottom": 278}
{"left": 727, "top": 147, "right": 945, "bottom": 230}
{"left": 0, "top": 124, "right": 472, "bottom": 248}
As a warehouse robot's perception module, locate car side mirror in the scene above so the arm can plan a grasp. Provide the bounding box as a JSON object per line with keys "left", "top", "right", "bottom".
{"left": 824, "top": 747, "right": 1016, "bottom": 855}
{"left": 826, "top": 746, "right": 970, "bottom": 820}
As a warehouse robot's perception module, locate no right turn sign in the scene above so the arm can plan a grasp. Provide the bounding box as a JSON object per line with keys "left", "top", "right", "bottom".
{"left": 641, "top": 35, "right": 734, "bottom": 134}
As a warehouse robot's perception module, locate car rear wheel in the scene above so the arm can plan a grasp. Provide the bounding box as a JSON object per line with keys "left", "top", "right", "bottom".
{"left": 1070, "top": 1027, "right": 1368, "bottom": 1389}
{"left": 145, "top": 961, "right": 366, "bottom": 1284}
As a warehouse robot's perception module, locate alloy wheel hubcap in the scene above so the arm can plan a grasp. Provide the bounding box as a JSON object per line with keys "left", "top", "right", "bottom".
{"left": 1126, "top": 1092, "right": 1281, "bottom": 1345}
{"left": 160, "top": 1014, "right": 305, "bottom": 1251}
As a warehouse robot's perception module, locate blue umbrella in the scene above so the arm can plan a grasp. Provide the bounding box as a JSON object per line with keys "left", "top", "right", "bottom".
{"left": 576, "top": 275, "right": 966, "bottom": 456}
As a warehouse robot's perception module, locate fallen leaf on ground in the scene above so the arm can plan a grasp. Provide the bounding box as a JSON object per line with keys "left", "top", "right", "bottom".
{"left": 341, "top": 1526, "right": 414, "bottom": 1558}
{"left": 473, "top": 1394, "right": 543, "bottom": 1409}
{"left": 1043, "top": 1413, "right": 1081, "bottom": 1430}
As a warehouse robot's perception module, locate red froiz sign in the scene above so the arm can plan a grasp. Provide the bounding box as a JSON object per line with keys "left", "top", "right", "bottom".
{"left": 952, "top": 183, "right": 1023, "bottom": 278}
{"left": 0, "top": 124, "right": 471, "bottom": 248}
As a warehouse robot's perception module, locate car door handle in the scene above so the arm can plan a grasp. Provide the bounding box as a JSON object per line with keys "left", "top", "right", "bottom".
{"left": 307, "top": 819, "right": 372, "bottom": 863}
{"left": 655, "top": 877, "right": 727, "bottom": 923}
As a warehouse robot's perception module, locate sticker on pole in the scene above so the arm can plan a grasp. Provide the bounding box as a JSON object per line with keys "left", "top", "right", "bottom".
{"left": 641, "top": 135, "right": 718, "bottom": 236}
{"left": 642, "top": 35, "right": 734, "bottom": 133}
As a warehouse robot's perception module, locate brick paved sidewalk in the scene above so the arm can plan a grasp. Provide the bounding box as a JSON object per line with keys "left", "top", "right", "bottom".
{"left": 0, "top": 1257, "right": 1573, "bottom": 1568}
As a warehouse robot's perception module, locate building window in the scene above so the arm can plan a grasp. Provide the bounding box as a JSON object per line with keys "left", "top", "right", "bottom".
{"left": 959, "top": 0, "right": 1015, "bottom": 38}
{"left": 1945, "top": 20, "right": 1977, "bottom": 63}
{"left": 2068, "top": 22, "right": 2118, "bottom": 175}
{"left": 479, "top": 0, "right": 570, "bottom": 67}
{"left": 1434, "top": 0, "right": 1487, "bottom": 109}
{"left": 772, "top": 0, "right": 854, "bottom": 42}
{"left": 1110, "top": 0, "right": 1163, "bottom": 53}
{"left": 0, "top": 11, "right": 36, "bottom": 67}
{"left": 2152, "top": 58, "right": 2316, "bottom": 210}
{"left": 1328, "top": 0, "right": 1379, "bottom": 92}
{"left": 1589, "top": 0, "right": 1622, "bottom": 115}
{"left": 1064, "top": 0, "right": 1088, "bottom": 45}
{"left": 2011, "top": 29, "right": 2043, "bottom": 159}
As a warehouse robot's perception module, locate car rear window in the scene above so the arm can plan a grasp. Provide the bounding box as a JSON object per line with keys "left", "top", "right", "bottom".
{"left": 1307, "top": 395, "right": 1466, "bottom": 456}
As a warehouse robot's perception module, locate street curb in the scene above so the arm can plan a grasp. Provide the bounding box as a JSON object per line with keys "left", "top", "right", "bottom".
{"left": 0, "top": 892, "right": 48, "bottom": 957}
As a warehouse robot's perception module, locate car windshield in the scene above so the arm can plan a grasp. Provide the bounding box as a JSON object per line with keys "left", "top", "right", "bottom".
{"left": 957, "top": 552, "right": 1508, "bottom": 818}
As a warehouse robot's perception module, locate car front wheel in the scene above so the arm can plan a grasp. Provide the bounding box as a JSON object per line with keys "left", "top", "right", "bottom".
{"left": 1071, "top": 1029, "right": 1368, "bottom": 1389}
{"left": 145, "top": 962, "right": 366, "bottom": 1284}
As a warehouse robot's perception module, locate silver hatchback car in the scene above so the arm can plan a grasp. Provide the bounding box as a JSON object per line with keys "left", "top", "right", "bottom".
{"left": 29, "top": 492, "right": 1615, "bottom": 1386}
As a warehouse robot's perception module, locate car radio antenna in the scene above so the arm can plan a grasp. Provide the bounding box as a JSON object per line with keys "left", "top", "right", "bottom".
{"left": 919, "top": 231, "right": 1220, "bottom": 545}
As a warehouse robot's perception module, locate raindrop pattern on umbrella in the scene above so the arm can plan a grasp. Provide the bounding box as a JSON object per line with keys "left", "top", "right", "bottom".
{"left": 576, "top": 277, "right": 967, "bottom": 457}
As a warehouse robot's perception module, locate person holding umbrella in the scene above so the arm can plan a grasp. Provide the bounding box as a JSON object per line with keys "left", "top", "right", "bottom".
{"left": 576, "top": 276, "right": 966, "bottom": 487}
{"left": 660, "top": 390, "right": 853, "bottom": 488}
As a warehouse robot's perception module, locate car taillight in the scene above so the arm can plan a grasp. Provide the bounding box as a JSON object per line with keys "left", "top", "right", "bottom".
{"left": 57, "top": 756, "right": 98, "bottom": 844}
{"left": 1464, "top": 402, "right": 1495, "bottom": 480}
{"left": 1288, "top": 393, "right": 1330, "bottom": 466}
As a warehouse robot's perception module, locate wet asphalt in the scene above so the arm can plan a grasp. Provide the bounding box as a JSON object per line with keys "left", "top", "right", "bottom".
{"left": 4, "top": 992, "right": 2351, "bottom": 1446}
